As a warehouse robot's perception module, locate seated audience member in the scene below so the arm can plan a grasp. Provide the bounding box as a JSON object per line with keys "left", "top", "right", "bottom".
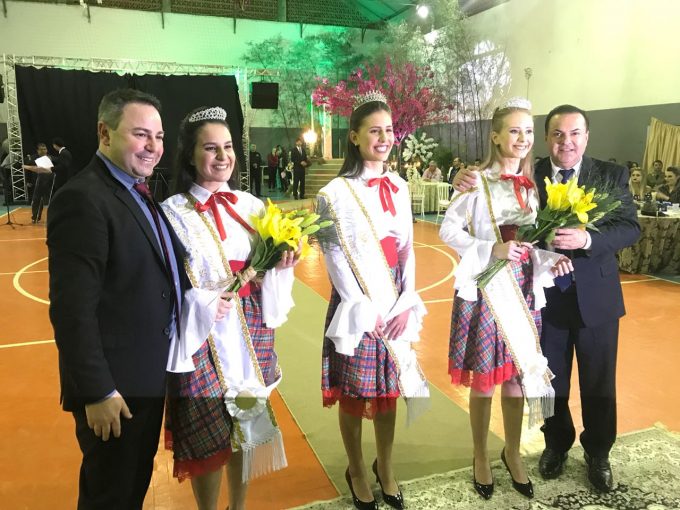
{"left": 447, "top": 157, "right": 462, "bottom": 183}
{"left": 647, "top": 159, "right": 665, "bottom": 189}
{"left": 628, "top": 168, "right": 651, "bottom": 200}
{"left": 422, "top": 160, "right": 443, "bottom": 182}
{"left": 656, "top": 167, "right": 680, "bottom": 203}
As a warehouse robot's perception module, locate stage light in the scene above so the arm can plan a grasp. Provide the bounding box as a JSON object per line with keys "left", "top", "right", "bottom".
{"left": 416, "top": 4, "right": 430, "bottom": 18}
{"left": 303, "top": 129, "right": 317, "bottom": 145}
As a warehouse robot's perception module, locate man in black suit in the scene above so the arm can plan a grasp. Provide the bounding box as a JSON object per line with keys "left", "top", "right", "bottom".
{"left": 48, "top": 89, "right": 185, "bottom": 509}
{"left": 51, "top": 137, "right": 73, "bottom": 192}
{"left": 454, "top": 104, "right": 639, "bottom": 492}
{"left": 290, "top": 136, "right": 309, "bottom": 199}
{"left": 249, "top": 143, "right": 263, "bottom": 197}
{"left": 23, "top": 142, "right": 54, "bottom": 223}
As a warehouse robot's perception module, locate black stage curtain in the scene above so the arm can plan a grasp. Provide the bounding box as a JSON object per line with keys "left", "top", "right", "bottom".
{"left": 16, "top": 66, "right": 125, "bottom": 175}
{"left": 15, "top": 67, "right": 244, "bottom": 197}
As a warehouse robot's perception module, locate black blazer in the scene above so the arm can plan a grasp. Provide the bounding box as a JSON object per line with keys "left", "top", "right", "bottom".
{"left": 534, "top": 156, "right": 640, "bottom": 327}
{"left": 290, "top": 145, "right": 308, "bottom": 172}
{"left": 48, "top": 155, "right": 187, "bottom": 411}
{"left": 53, "top": 147, "right": 73, "bottom": 185}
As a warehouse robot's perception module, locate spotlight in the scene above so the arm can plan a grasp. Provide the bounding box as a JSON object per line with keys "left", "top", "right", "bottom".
{"left": 416, "top": 4, "right": 430, "bottom": 18}
{"left": 302, "top": 129, "right": 317, "bottom": 145}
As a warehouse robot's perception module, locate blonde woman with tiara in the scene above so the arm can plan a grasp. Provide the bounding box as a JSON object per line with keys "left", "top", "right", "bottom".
{"left": 440, "top": 98, "right": 572, "bottom": 500}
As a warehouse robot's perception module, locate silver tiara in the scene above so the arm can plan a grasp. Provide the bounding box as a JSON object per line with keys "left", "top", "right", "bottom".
{"left": 353, "top": 90, "right": 388, "bottom": 110}
{"left": 188, "top": 106, "right": 227, "bottom": 123}
{"left": 499, "top": 97, "right": 532, "bottom": 110}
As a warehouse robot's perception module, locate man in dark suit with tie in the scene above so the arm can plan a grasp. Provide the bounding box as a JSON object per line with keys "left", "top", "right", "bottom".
{"left": 454, "top": 104, "right": 639, "bottom": 492}
{"left": 51, "top": 137, "right": 73, "bottom": 192}
{"left": 290, "top": 136, "right": 309, "bottom": 199}
{"left": 48, "top": 88, "right": 186, "bottom": 509}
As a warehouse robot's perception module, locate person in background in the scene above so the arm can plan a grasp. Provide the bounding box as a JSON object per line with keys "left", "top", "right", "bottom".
{"left": 291, "top": 137, "right": 309, "bottom": 200}
{"left": 628, "top": 168, "right": 651, "bottom": 200}
{"left": 422, "top": 160, "right": 442, "bottom": 182}
{"left": 656, "top": 166, "right": 680, "bottom": 203}
{"left": 447, "top": 157, "right": 462, "bottom": 184}
{"left": 266, "top": 146, "right": 279, "bottom": 192}
{"left": 646, "top": 159, "right": 665, "bottom": 189}
{"left": 51, "top": 137, "right": 73, "bottom": 192}
{"left": 249, "top": 143, "right": 262, "bottom": 197}
{"left": 23, "top": 142, "right": 54, "bottom": 223}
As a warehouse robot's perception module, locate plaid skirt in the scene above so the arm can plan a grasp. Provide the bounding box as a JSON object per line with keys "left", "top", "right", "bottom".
{"left": 321, "top": 266, "right": 402, "bottom": 419}
{"left": 448, "top": 259, "right": 541, "bottom": 393}
{"left": 165, "top": 288, "right": 276, "bottom": 481}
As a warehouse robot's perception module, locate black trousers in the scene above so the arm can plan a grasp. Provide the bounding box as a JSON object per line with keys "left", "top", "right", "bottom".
{"left": 31, "top": 173, "right": 54, "bottom": 221}
{"left": 250, "top": 167, "right": 262, "bottom": 197}
{"left": 267, "top": 166, "right": 277, "bottom": 190}
{"left": 73, "top": 397, "right": 164, "bottom": 510}
{"left": 292, "top": 168, "right": 305, "bottom": 199}
{"left": 540, "top": 289, "right": 618, "bottom": 458}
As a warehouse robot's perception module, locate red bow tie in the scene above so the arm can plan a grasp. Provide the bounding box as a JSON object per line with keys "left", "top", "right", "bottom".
{"left": 194, "top": 191, "right": 255, "bottom": 240}
{"left": 367, "top": 177, "right": 399, "bottom": 216}
{"left": 500, "top": 174, "right": 534, "bottom": 211}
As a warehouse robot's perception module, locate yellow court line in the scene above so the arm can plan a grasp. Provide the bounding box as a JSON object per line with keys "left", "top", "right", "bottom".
{"left": 13, "top": 256, "right": 50, "bottom": 305}
{"left": 0, "top": 339, "right": 54, "bottom": 350}
{"left": 0, "top": 237, "right": 46, "bottom": 242}
{"left": 422, "top": 297, "right": 454, "bottom": 304}
{"left": 413, "top": 241, "right": 458, "bottom": 294}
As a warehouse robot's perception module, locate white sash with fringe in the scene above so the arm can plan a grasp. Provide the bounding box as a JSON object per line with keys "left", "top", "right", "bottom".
{"left": 478, "top": 175, "right": 555, "bottom": 427}
{"left": 163, "top": 192, "right": 287, "bottom": 482}
{"left": 319, "top": 178, "right": 430, "bottom": 424}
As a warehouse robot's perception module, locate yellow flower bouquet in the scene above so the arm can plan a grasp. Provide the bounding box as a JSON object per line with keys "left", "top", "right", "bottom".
{"left": 475, "top": 177, "right": 622, "bottom": 289}
{"left": 225, "top": 199, "right": 333, "bottom": 297}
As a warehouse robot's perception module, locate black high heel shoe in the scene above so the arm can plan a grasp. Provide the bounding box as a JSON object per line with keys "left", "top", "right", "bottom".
{"left": 372, "top": 459, "right": 404, "bottom": 509}
{"left": 472, "top": 457, "right": 494, "bottom": 500}
{"left": 501, "top": 448, "right": 534, "bottom": 498}
{"left": 345, "top": 467, "right": 378, "bottom": 510}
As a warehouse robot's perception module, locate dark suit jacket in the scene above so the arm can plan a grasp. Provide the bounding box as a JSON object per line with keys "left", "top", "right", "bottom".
{"left": 290, "top": 145, "right": 308, "bottom": 173}
{"left": 534, "top": 156, "right": 640, "bottom": 327}
{"left": 53, "top": 147, "right": 73, "bottom": 186}
{"left": 48, "top": 155, "right": 186, "bottom": 411}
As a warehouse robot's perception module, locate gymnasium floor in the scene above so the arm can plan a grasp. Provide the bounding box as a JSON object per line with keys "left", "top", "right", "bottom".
{"left": 1, "top": 203, "right": 678, "bottom": 509}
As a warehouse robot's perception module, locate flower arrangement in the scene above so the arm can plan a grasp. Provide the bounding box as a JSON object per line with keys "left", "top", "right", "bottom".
{"left": 226, "top": 200, "right": 332, "bottom": 297}
{"left": 475, "top": 177, "right": 622, "bottom": 289}
{"left": 401, "top": 132, "right": 438, "bottom": 165}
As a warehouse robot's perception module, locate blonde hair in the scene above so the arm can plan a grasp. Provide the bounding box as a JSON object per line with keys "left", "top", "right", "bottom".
{"left": 480, "top": 106, "right": 534, "bottom": 180}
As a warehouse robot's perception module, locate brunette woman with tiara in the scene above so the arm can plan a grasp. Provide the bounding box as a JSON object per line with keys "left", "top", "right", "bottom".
{"left": 161, "top": 106, "right": 300, "bottom": 510}
{"left": 440, "top": 98, "right": 572, "bottom": 500}
{"left": 316, "top": 91, "right": 429, "bottom": 510}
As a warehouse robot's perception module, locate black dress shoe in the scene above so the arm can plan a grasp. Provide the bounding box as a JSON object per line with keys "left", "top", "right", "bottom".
{"left": 372, "top": 459, "right": 404, "bottom": 509}
{"left": 501, "top": 448, "right": 534, "bottom": 498}
{"left": 472, "top": 457, "right": 494, "bottom": 500}
{"left": 584, "top": 452, "right": 614, "bottom": 492}
{"left": 345, "top": 467, "right": 378, "bottom": 510}
{"left": 539, "top": 448, "right": 568, "bottom": 479}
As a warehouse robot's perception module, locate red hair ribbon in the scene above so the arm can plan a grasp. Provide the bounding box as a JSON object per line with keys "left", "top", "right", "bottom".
{"left": 367, "top": 177, "right": 399, "bottom": 216}
{"left": 500, "top": 174, "right": 534, "bottom": 211}
{"left": 194, "top": 192, "right": 255, "bottom": 240}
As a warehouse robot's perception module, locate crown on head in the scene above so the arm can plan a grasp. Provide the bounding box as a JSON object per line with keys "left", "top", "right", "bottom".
{"left": 353, "top": 90, "right": 388, "bottom": 111}
{"left": 498, "top": 97, "right": 532, "bottom": 111}
{"left": 188, "top": 106, "right": 227, "bottom": 123}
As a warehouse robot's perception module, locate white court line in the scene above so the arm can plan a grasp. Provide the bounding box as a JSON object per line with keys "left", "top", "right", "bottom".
{"left": 0, "top": 339, "right": 54, "bottom": 350}
{"left": 0, "top": 270, "right": 46, "bottom": 276}
{"left": 0, "top": 237, "right": 46, "bottom": 242}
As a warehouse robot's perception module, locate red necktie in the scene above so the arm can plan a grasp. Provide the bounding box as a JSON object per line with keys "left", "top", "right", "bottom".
{"left": 133, "top": 181, "right": 181, "bottom": 328}
{"left": 194, "top": 191, "right": 255, "bottom": 241}
{"left": 367, "top": 177, "right": 399, "bottom": 216}
{"left": 500, "top": 174, "right": 534, "bottom": 210}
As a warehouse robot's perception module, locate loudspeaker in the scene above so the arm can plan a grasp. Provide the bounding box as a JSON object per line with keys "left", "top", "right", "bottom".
{"left": 250, "top": 82, "right": 279, "bottom": 109}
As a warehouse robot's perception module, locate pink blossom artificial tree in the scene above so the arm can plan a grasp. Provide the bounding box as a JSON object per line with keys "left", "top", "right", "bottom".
{"left": 313, "top": 58, "right": 450, "bottom": 168}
